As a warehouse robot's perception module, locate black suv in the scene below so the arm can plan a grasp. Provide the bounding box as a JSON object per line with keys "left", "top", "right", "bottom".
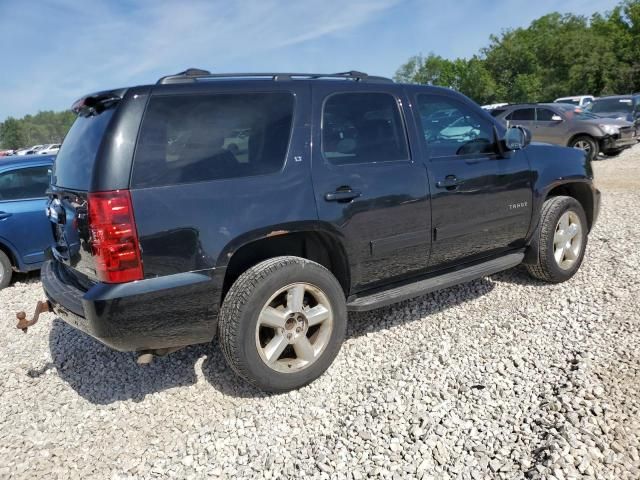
{"left": 31, "top": 69, "right": 600, "bottom": 392}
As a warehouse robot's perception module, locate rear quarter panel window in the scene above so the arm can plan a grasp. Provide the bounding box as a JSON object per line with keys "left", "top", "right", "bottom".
{"left": 131, "top": 92, "right": 295, "bottom": 188}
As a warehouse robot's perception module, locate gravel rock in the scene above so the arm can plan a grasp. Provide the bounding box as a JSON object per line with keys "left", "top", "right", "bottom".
{"left": 1, "top": 146, "right": 640, "bottom": 478}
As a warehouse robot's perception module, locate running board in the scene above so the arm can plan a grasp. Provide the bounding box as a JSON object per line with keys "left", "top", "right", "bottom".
{"left": 346, "top": 252, "right": 524, "bottom": 312}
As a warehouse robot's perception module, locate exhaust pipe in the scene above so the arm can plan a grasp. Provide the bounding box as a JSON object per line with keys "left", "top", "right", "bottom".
{"left": 136, "top": 346, "right": 185, "bottom": 365}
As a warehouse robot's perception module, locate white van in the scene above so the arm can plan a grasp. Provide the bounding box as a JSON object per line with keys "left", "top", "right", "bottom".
{"left": 554, "top": 95, "right": 595, "bottom": 107}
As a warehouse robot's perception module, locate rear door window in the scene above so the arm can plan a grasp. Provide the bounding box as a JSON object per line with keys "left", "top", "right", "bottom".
{"left": 322, "top": 92, "right": 409, "bottom": 165}
{"left": 52, "top": 108, "right": 115, "bottom": 191}
{"left": 132, "top": 92, "right": 294, "bottom": 188}
{"left": 0, "top": 166, "right": 50, "bottom": 201}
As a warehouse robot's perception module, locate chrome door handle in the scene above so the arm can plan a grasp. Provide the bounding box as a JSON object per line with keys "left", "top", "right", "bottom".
{"left": 436, "top": 176, "right": 462, "bottom": 189}
{"left": 325, "top": 189, "right": 362, "bottom": 202}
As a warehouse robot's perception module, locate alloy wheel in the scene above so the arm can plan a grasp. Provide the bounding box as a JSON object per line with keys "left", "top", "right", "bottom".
{"left": 573, "top": 140, "right": 591, "bottom": 152}
{"left": 255, "top": 283, "right": 334, "bottom": 373}
{"left": 553, "top": 210, "right": 583, "bottom": 270}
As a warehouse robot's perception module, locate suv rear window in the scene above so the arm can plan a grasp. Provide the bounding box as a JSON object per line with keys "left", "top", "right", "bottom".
{"left": 52, "top": 108, "right": 115, "bottom": 191}
{"left": 131, "top": 92, "right": 294, "bottom": 188}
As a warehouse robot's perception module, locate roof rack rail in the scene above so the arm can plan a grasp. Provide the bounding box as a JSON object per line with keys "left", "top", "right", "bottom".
{"left": 156, "top": 69, "right": 393, "bottom": 85}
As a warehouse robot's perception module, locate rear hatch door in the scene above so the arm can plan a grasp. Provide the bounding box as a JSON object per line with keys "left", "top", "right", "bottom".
{"left": 48, "top": 94, "right": 121, "bottom": 282}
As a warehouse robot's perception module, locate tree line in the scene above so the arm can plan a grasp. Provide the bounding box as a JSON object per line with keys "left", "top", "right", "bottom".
{"left": 2, "top": 0, "right": 639, "bottom": 149}
{"left": 0, "top": 110, "right": 76, "bottom": 150}
{"left": 394, "top": 0, "right": 640, "bottom": 105}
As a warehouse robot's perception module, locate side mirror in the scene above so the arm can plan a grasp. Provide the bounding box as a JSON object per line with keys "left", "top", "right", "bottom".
{"left": 504, "top": 126, "right": 532, "bottom": 151}
{"left": 551, "top": 114, "right": 563, "bottom": 122}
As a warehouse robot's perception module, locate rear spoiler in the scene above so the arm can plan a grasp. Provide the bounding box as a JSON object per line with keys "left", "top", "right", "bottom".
{"left": 71, "top": 88, "right": 127, "bottom": 116}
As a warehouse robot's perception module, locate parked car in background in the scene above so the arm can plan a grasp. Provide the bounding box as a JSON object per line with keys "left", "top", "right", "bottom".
{"left": 0, "top": 150, "right": 15, "bottom": 157}
{"left": 491, "top": 103, "right": 637, "bottom": 159}
{"left": 35, "top": 69, "right": 599, "bottom": 392}
{"left": 554, "top": 95, "right": 595, "bottom": 107}
{"left": 585, "top": 95, "right": 640, "bottom": 126}
{"left": 0, "top": 155, "right": 54, "bottom": 288}
{"left": 481, "top": 102, "right": 508, "bottom": 110}
{"left": 37, "top": 144, "right": 61, "bottom": 155}
{"left": 15, "top": 145, "right": 43, "bottom": 156}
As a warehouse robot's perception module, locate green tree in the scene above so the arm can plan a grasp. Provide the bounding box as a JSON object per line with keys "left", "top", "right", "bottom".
{"left": 394, "top": 54, "right": 498, "bottom": 104}
{"left": 395, "top": 0, "right": 640, "bottom": 103}
{"left": 0, "top": 117, "right": 27, "bottom": 150}
{"left": 0, "top": 110, "right": 76, "bottom": 149}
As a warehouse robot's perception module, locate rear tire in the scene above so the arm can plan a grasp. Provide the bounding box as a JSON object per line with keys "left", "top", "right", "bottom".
{"left": 569, "top": 135, "right": 599, "bottom": 161}
{"left": 526, "top": 196, "right": 588, "bottom": 283}
{"left": 218, "top": 256, "right": 346, "bottom": 392}
{"left": 0, "top": 250, "right": 12, "bottom": 289}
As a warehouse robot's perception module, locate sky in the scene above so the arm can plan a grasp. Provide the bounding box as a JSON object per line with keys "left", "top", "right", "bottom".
{"left": 0, "top": 0, "right": 621, "bottom": 121}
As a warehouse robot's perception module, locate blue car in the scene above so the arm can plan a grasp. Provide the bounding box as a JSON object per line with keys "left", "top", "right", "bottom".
{"left": 0, "top": 154, "right": 54, "bottom": 288}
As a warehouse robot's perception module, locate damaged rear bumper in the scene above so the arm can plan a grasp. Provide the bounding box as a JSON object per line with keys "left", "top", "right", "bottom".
{"left": 40, "top": 260, "right": 219, "bottom": 352}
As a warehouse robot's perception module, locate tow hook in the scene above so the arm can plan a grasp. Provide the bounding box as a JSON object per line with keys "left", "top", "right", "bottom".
{"left": 16, "top": 300, "right": 52, "bottom": 333}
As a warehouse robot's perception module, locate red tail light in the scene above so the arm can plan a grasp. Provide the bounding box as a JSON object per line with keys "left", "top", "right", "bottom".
{"left": 88, "top": 190, "right": 143, "bottom": 283}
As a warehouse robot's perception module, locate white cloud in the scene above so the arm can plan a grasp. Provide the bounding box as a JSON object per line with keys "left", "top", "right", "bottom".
{"left": 0, "top": 0, "right": 399, "bottom": 119}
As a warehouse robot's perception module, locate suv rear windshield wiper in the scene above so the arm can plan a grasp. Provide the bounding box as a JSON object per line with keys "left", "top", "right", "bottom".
{"left": 71, "top": 91, "right": 124, "bottom": 117}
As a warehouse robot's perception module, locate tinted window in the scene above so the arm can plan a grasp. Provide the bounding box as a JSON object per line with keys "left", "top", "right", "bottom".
{"left": 587, "top": 98, "right": 633, "bottom": 113}
{"left": 507, "top": 108, "right": 535, "bottom": 121}
{"left": 0, "top": 166, "right": 50, "bottom": 201}
{"left": 555, "top": 104, "right": 600, "bottom": 120}
{"left": 52, "top": 108, "right": 115, "bottom": 190}
{"left": 489, "top": 108, "right": 506, "bottom": 117}
{"left": 536, "top": 108, "right": 558, "bottom": 121}
{"left": 132, "top": 92, "right": 294, "bottom": 187}
{"left": 322, "top": 92, "right": 408, "bottom": 165}
{"left": 416, "top": 94, "right": 496, "bottom": 158}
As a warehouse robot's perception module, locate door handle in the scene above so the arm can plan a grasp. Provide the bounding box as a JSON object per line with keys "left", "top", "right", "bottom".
{"left": 325, "top": 189, "right": 362, "bottom": 202}
{"left": 436, "top": 176, "right": 462, "bottom": 189}
{"left": 0, "top": 212, "right": 12, "bottom": 220}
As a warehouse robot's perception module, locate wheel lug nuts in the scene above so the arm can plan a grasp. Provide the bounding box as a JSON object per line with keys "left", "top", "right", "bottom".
{"left": 296, "top": 327, "right": 302, "bottom": 333}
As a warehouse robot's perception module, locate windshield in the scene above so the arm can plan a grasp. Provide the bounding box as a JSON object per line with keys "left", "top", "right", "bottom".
{"left": 587, "top": 98, "right": 633, "bottom": 114}
{"left": 557, "top": 99, "right": 579, "bottom": 106}
{"left": 52, "top": 108, "right": 116, "bottom": 190}
{"left": 555, "top": 104, "right": 600, "bottom": 120}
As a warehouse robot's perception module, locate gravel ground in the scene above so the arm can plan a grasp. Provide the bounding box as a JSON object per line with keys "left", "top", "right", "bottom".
{"left": 1, "top": 145, "right": 639, "bottom": 479}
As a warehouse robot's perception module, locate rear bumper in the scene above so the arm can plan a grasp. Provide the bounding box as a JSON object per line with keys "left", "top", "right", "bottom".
{"left": 41, "top": 260, "right": 219, "bottom": 351}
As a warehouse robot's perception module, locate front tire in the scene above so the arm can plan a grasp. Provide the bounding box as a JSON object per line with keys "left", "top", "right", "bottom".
{"left": 526, "top": 196, "right": 588, "bottom": 283}
{"left": 569, "top": 135, "right": 599, "bottom": 161}
{"left": 0, "top": 250, "right": 12, "bottom": 289}
{"left": 218, "top": 256, "right": 347, "bottom": 392}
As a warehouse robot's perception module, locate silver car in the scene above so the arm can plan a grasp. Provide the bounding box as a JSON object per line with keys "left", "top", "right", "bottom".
{"left": 490, "top": 103, "right": 637, "bottom": 160}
